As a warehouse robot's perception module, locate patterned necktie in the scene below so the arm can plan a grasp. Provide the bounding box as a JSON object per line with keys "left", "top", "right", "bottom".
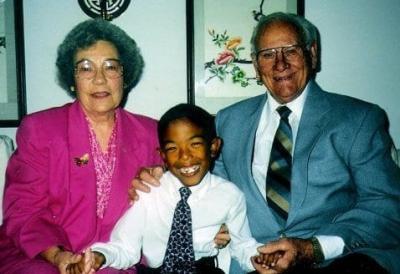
{"left": 161, "top": 187, "right": 196, "bottom": 274}
{"left": 266, "top": 106, "right": 292, "bottom": 222}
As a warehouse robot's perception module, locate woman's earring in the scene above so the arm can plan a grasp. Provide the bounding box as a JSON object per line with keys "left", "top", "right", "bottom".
{"left": 70, "top": 86, "right": 75, "bottom": 92}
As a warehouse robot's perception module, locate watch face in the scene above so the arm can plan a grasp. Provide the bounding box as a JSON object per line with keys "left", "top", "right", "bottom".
{"left": 78, "top": 0, "right": 131, "bottom": 20}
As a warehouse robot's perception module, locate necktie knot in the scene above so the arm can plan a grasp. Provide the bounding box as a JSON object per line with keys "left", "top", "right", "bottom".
{"left": 179, "top": 187, "right": 191, "bottom": 201}
{"left": 277, "top": 106, "right": 291, "bottom": 121}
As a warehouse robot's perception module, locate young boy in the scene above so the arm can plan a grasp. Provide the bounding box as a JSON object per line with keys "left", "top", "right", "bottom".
{"left": 84, "top": 104, "right": 267, "bottom": 273}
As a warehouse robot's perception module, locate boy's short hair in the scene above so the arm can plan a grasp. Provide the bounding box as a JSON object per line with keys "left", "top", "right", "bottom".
{"left": 158, "top": 103, "right": 216, "bottom": 145}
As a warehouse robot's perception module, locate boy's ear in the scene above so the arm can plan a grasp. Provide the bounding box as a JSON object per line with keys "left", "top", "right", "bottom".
{"left": 210, "top": 137, "right": 222, "bottom": 158}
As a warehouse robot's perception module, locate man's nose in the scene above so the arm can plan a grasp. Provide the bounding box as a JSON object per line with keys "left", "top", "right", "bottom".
{"left": 274, "top": 51, "right": 289, "bottom": 71}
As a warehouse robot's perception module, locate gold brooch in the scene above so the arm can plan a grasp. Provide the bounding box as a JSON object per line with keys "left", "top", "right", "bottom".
{"left": 74, "top": 153, "right": 89, "bottom": 166}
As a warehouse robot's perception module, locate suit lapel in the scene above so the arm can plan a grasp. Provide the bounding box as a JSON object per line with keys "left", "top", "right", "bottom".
{"left": 287, "top": 81, "right": 332, "bottom": 226}
{"left": 244, "top": 96, "right": 267, "bottom": 184}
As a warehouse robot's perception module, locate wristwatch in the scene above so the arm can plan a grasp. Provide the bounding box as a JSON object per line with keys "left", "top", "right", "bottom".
{"left": 310, "top": 237, "right": 325, "bottom": 264}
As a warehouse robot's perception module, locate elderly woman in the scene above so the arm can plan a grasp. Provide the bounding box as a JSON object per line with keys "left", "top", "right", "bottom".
{"left": 0, "top": 19, "right": 161, "bottom": 274}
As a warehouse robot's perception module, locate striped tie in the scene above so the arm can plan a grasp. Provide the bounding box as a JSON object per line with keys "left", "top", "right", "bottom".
{"left": 266, "top": 106, "right": 292, "bottom": 222}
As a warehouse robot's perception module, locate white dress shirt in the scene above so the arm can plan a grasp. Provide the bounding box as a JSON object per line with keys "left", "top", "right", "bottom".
{"left": 91, "top": 171, "right": 261, "bottom": 272}
{"left": 252, "top": 84, "right": 344, "bottom": 260}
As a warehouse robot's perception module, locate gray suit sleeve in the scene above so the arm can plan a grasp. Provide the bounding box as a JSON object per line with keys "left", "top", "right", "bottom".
{"left": 212, "top": 112, "right": 230, "bottom": 180}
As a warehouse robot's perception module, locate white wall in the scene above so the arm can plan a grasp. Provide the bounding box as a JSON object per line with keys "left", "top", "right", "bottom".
{"left": 1, "top": 0, "right": 187, "bottom": 141}
{"left": 306, "top": 0, "right": 400, "bottom": 147}
{"left": 1, "top": 0, "right": 400, "bottom": 148}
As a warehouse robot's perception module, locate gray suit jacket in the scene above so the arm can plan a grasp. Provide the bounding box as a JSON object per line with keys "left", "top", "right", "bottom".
{"left": 214, "top": 80, "right": 400, "bottom": 273}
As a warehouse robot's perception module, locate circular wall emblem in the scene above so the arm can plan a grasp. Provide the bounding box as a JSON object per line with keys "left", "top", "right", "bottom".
{"left": 78, "top": 0, "right": 131, "bottom": 20}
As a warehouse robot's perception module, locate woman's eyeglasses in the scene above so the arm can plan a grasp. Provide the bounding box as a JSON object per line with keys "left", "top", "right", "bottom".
{"left": 74, "top": 59, "right": 123, "bottom": 80}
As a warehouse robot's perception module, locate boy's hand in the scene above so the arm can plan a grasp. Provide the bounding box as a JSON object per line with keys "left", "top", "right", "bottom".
{"left": 214, "top": 223, "right": 231, "bottom": 249}
{"left": 251, "top": 255, "right": 278, "bottom": 274}
{"left": 65, "top": 248, "right": 95, "bottom": 274}
{"left": 253, "top": 237, "right": 314, "bottom": 273}
{"left": 128, "top": 165, "right": 164, "bottom": 202}
{"left": 92, "top": 251, "right": 106, "bottom": 271}
{"left": 251, "top": 251, "right": 283, "bottom": 273}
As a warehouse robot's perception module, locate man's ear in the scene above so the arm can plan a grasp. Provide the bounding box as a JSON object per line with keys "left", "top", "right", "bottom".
{"left": 310, "top": 42, "right": 318, "bottom": 70}
{"left": 210, "top": 137, "right": 222, "bottom": 158}
{"left": 251, "top": 53, "right": 261, "bottom": 81}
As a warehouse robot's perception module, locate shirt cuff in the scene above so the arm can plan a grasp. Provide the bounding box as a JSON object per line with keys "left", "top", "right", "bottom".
{"left": 315, "top": 235, "right": 345, "bottom": 260}
{"left": 91, "top": 245, "right": 112, "bottom": 269}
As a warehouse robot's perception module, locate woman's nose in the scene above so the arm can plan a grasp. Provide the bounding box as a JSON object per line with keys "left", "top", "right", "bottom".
{"left": 92, "top": 68, "right": 107, "bottom": 83}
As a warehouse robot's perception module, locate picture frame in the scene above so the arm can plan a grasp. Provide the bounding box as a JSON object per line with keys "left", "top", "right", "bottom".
{"left": 0, "top": 0, "right": 26, "bottom": 127}
{"left": 186, "top": 0, "right": 304, "bottom": 114}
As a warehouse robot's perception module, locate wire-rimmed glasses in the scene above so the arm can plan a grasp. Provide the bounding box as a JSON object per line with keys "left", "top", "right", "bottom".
{"left": 256, "top": 45, "right": 304, "bottom": 64}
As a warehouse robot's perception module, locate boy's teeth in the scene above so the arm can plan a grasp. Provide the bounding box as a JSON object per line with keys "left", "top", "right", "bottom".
{"left": 180, "top": 165, "right": 199, "bottom": 174}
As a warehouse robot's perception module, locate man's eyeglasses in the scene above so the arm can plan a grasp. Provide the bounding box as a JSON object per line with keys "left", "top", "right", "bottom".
{"left": 74, "top": 59, "right": 123, "bottom": 80}
{"left": 256, "top": 45, "right": 304, "bottom": 63}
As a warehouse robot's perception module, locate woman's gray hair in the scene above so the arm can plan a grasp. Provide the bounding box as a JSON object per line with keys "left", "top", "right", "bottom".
{"left": 56, "top": 18, "right": 144, "bottom": 98}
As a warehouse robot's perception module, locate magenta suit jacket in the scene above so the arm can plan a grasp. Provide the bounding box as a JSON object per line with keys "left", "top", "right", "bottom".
{"left": 0, "top": 101, "right": 161, "bottom": 264}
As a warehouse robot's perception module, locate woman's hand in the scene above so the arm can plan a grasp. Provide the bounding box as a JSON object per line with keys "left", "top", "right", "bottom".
{"left": 214, "top": 223, "right": 231, "bottom": 249}
{"left": 41, "top": 246, "right": 94, "bottom": 274}
{"left": 128, "top": 165, "right": 164, "bottom": 202}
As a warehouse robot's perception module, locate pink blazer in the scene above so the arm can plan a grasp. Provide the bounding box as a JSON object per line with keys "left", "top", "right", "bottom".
{"left": 1, "top": 101, "right": 161, "bottom": 261}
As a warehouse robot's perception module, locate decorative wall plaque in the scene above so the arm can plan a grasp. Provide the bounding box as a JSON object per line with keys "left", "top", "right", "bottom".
{"left": 78, "top": 0, "right": 131, "bottom": 21}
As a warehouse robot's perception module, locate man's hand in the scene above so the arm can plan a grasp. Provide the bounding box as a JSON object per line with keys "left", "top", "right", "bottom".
{"left": 128, "top": 165, "right": 164, "bottom": 202}
{"left": 253, "top": 237, "right": 314, "bottom": 273}
{"left": 214, "top": 223, "right": 231, "bottom": 249}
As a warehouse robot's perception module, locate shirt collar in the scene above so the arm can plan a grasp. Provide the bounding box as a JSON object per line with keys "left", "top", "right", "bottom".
{"left": 266, "top": 82, "right": 310, "bottom": 120}
{"left": 166, "top": 171, "right": 211, "bottom": 201}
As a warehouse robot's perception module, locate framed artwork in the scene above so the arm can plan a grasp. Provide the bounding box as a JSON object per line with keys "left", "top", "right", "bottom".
{"left": 187, "top": 0, "right": 304, "bottom": 114}
{"left": 0, "top": 0, "right": 26, "bottom": 127}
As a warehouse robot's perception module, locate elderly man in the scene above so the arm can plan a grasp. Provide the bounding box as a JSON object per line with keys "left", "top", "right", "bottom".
{"left": 133, "top": 12, "right": 400, "bottom": 274}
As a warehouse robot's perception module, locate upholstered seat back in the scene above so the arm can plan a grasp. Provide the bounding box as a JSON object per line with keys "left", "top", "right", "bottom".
{"left": 0, "top": 135, "right": 14, "bottom": 225}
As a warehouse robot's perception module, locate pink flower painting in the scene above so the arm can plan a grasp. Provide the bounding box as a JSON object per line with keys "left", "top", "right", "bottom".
{"left": 205, "top": 29, "right": 255, "bottom": 87}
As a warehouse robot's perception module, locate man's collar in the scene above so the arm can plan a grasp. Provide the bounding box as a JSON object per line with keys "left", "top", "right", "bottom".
{"left": 266, "top": 82, "right": 310, "bottom": 117}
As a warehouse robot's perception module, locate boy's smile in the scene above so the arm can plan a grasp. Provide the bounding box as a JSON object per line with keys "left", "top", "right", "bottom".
{"left": 160, "top": 118, "right": 220, "bottom": 187}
